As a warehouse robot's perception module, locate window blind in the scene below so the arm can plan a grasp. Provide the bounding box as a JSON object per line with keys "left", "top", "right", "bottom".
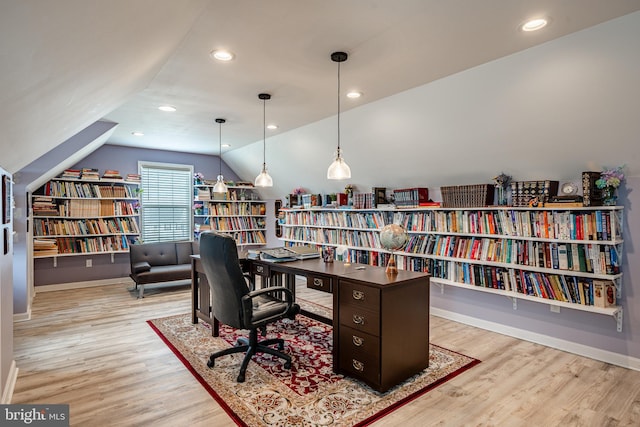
{"left": 139, "top": 162, "right": 193, "bottom": 243}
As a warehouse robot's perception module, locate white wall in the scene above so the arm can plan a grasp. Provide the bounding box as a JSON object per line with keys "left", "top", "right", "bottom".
{"left": 225, "top": 12, "right": 640, "bottom": 366}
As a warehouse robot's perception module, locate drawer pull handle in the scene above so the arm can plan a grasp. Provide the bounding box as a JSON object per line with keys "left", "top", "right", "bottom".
{"left": 256, "top": 265, "right": 264, "bottom": 273}
{"left": 313, "top": 278, "right": 323, "bottom": 286}
{"left": 352, "top": 314, "right": 365, "bottom": 325}
{"left": 352, "top": 359, "right": 364, "bottom": 372}
{"left": 352, "top": 290, "right": 365, "bottom": 300}
{"left": 352, "top": 335, "right": 364, "bottom": 346}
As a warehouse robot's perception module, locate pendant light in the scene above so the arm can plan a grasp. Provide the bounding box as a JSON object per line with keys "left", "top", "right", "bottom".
{"left": 213, "top": 118, "right": 228, "bottom": 193}
{"left": 327, "top": 51, "right": 351, "bottom": 180}
{"left": 254, "top": 93, "right": 273, "bottom": 187}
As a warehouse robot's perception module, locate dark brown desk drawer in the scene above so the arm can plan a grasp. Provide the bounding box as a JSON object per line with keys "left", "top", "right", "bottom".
{"left": 251, "top": 263, "right": 269, "bottom": 277}
{"left": 339, "top": 325, "right": 379, "bottom": 357}
{"left": 338, "top": 342, "right": 380, "bottom": 385}
{"left": 306, "top": 275, "right": 333, "bottom": 293}
{"left": 338, "top": 304, "right": 379, "bottom": 336}
{"left": 339, "top": 280, "right": 380, "bottom": 311}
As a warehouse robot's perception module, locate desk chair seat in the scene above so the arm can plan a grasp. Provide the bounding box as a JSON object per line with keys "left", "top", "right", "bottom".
{"left": 199, "top": 232, "right": 300, "bottom": 382}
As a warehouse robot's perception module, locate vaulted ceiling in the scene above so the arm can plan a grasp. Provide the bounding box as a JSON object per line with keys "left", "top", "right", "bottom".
{"left": 2, "top": 1, "right": 640, "bottom": 174}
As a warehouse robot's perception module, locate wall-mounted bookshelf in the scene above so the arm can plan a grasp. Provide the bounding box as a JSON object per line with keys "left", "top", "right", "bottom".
{"left": 193, "top": 183, "right": 266, "bottom": 246}
{"left": 30, "top": 177, "right": 140, "bottom": 259}
{"left": 280, "top": 206, "right": 624, "bottom": 331}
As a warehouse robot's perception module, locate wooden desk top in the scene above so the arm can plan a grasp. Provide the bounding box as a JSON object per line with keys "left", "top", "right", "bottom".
{"left": 253, "top": 258, "right": 429, "bottom": 287}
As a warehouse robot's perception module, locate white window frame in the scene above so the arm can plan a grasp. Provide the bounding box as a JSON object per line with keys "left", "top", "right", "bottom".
{"left": 138, "top": 161, "right": 193, "bottom": 243}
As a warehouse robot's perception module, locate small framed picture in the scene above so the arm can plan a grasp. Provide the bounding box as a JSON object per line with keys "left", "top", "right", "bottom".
{"left": 2, "top": 174, "right": 10, "bottom": 224}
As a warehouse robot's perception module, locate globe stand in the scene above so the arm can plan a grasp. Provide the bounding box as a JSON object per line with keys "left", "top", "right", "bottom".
{"left": 385, "top": 252, "right": 398, "bottom": 275}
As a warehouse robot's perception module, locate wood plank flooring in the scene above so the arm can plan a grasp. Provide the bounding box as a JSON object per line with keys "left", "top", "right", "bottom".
{"left": 12, "top": 280, "right": 640, "bottom": 426}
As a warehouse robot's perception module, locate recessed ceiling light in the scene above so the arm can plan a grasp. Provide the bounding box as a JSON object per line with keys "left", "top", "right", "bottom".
{"left": 158, "top": 105, "right": 176, "bottom": 112}
{"left": 131, "top": 131, "right": 144, "bottom": 137}
{"left": 266, "top": 124, "right": 278, "bottom": 130}
{"left": 222, "top": 143, "right": 231, "bottom": 148}
{"left": 521, "top": 18, "right": 548, "bottom": 32}
{"left": 210, "top": 49, "right": 235, "bottom": 61}
{"left": 346, "top": 91, "right": 362, "bottom": 99}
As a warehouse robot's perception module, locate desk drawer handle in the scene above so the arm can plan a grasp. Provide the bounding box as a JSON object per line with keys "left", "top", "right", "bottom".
{"left": 256, "top": 265, "right": 264, "bottom": 273}
{"left": 352, "top": 335, "right": 364, "bottom": 347}
{"left": 352, "top": 314, "right": 365, "bottom": 325}
{"left": 313, "top": 278, "right": 323, "bottom": 286}
{"left": 352, "top": 359, "right": 365, "bottom": 372}
{"left": 352, "top": 290, "right": 365, "bottom": 301}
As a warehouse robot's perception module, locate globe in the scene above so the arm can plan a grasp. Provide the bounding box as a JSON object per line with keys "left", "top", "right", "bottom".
{"left": 379, "top": 224, "right": 408, "bottom": 251}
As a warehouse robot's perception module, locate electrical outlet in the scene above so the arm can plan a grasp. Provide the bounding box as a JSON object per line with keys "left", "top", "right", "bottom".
{"left": 550, "top": 305, "right": 560, "bottom": 313}
{"left": 86, "top": 259, "right": 92, "bottom": 268}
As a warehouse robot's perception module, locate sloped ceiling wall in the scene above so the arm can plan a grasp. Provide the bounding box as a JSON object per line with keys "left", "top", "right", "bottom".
{"left": 224, "top": 12, "right": 640, "bottom": 200}
{"left": 0, "top": 0, "right": 207, "bottom": 174}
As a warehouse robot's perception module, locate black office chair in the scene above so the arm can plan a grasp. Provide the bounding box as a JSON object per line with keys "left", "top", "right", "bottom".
{"left": 199, "top": 232, "right": 300, "bottom": 382}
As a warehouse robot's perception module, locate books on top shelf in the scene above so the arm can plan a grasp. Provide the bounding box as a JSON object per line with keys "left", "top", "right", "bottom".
{"left": 440, "top": 184, "right": 492, "bottom": 208}
{"left": 60, "top": 169, "right": 81, "bottom": 179}
{"left": 126, "top": 173, "right": 141, "bottom": 182}
{"left": 102, "top": 169, "right": 123, "bottom": 180}
{"left": 81, "top": 168, "right": 100, "bottom": 180}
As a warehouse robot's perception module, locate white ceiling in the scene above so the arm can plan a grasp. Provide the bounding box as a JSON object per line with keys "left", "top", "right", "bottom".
{"left": 2, "top": 1, "right": 640, "bottom": 174}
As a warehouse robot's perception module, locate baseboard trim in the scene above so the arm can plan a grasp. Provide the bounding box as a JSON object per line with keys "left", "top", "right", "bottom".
{"left": 431, "top": 307, "right": 640, "bottom": 371}
{"left": 1, "top": 360, "right": 18, "bottom": 404}
{"left": 35, "top": 277, "right": 133, "bottom": 293}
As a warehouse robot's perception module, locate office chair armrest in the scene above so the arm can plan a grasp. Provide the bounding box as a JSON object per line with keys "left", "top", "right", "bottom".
{"left": 243, "top": 273, "right": 256, "bottom": 290}
{"left": 241, "top": 286, "right": 294, "bottom": 323}
{"left": 245, "top": 286, "right": 293, "bottom": 304}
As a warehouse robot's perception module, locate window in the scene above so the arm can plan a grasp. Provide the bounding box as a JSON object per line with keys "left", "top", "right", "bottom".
{"left": 139, "top": 162, "right": 193, "bottom": 243}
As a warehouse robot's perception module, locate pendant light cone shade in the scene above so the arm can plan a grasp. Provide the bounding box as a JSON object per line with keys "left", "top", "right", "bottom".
{"left": 255, "top": 93, "right": 273, "bottom": 187}
{"left": 213, "top": 118, "right": 228, "bottom": 193}
{"left": 327, "top": 51, "right": 351, "bottom": 180}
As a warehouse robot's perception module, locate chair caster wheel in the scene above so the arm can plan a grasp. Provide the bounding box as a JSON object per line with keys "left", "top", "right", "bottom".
{"left": 207, "top": 359, "right": 215, "bottom": 368}
{"left": 278, "top": 342, "right": 284, "bottom": 350}
{"left": 284, "top": 361, "right": 291, "bottom": 369}
{"left": 237, "top": 373, "right": 245, "bottom": 382}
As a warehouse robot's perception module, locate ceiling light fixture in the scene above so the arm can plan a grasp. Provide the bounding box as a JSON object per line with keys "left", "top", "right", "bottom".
{"left": 210, "top": 49, "right": 235, "bottom": 61}
{"left": 158, "top": 105, "right": 176, "bottom": 112}
{"left": 131, "top": 131, "right": 144, "bottom": 136}
{"left": 327, "top": 51, "right": 351, "bottom": 180}
{"left": 521, "top": 18, "right": 548, "bottom": 32}
{"left": 254, "top": 93, "right": 273, "bottom": 187}
{"left": 346, "top": 91, "right": 362, "bottom": 99}
{"left": 267, "top": 124, "right": 278, "bottom": 130}
{"left": 213, "top": 118, "right": 228, "bottom": 193}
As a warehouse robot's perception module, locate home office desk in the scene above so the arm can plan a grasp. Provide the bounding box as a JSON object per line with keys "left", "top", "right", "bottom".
{"left": 192, "top": 256, "right": 430, "bottom": 392}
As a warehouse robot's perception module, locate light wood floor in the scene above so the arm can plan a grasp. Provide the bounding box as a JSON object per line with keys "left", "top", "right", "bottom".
{"left": 12, "top": 281, "right": 640, "bottom": 426}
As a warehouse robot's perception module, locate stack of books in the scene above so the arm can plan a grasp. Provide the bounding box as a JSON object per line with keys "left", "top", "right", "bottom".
{"left": 33, "top": 239, "right": 58, "bottom": 256}
{"left": 126, "top": 173, "right": 141, "bottom": 182}
{"left": 60, "top": 169, "right": 81, "bottom": 179}
{"left": 81, "top": 168, "right": 100, "bottom": 180}
{"left": 32, "top": 197, "right": 59, "bottom": 216}
{"left": 102, "top": 169, "right": 123, "bottom": 180}
{"left": 393, "top": 188, "right": 429, "bottom": 208}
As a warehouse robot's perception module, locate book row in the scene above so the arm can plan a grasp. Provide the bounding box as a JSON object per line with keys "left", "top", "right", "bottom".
{"left": 33, "top": 217, "right": 140, "bottom": 237}
{"left": 404, "top": 235, "right": 620, "bottom": 275}
{"left": 33, "top": 199, "right": 138, "bottom": 217}
{"left": 331, "top": 248, "right": 615, "bottom": 308}
{"left": 284, "top": 210, "right": 386, "bottom": 230}
{"left": 198, "top": 216, "right": 266, "bottom": 231}
{"left": 33, "top": 235, "right": 132, "bottom": 256}
{"left": 42, "top": 180, "right": 138, "bottom": 198}
{"left": 393, "top": 209, "right": 620, "bottom": 241}
{"left": 205, "top": 202, "right": 266, "bottom": 216}
{"left": 283, "top": 227, "right": 381, "bottom": 249}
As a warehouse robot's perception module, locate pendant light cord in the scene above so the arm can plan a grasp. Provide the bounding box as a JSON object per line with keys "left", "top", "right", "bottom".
{"left": 337, "top": 60, "right": 341, "bottom": 153}
{"left": 263, "top": 97, "right": 267, "bottom": 168}
{"left": 219, "top": 122, "right": 222, "bottom": 174}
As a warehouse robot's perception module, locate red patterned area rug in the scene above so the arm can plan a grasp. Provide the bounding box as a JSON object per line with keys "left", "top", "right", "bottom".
{"left": 148, "top": 310, "right": 480, "bottom": 427}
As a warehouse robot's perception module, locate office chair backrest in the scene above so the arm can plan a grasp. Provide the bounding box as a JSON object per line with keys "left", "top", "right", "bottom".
{"left": 199, "top": 232, "right": 250, "bottom": 329}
